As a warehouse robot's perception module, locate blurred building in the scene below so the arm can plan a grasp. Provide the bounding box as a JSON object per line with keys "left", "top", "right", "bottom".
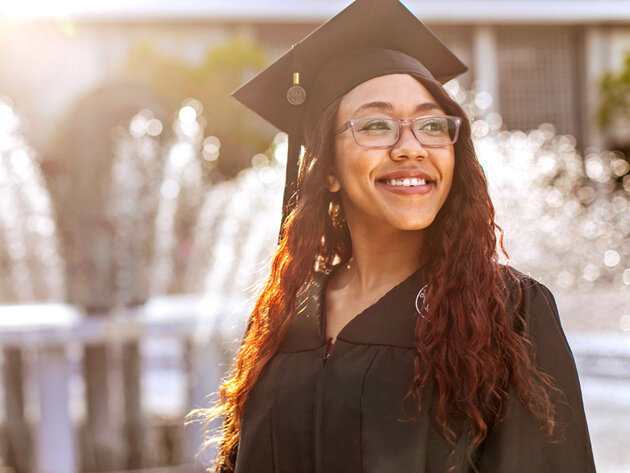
{"left": 0, "top": 0, "right": 629, "bottom": 153}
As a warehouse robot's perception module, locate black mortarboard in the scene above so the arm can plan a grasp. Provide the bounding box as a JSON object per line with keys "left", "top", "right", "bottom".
{"left": 232, "top": 0, "right": 468, "bottom": 234}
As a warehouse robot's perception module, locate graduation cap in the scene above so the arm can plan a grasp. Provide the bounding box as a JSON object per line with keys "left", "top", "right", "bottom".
{"left": 232, "top": 0, "right": 468, "bottom": 234}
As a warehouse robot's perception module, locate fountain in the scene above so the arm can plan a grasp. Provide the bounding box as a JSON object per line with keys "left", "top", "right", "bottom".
{"left": 0, "top": 94, "right": 66, "bottom": 473}
{"left": 2, "top": 81, "right": 626, "bottom": 327}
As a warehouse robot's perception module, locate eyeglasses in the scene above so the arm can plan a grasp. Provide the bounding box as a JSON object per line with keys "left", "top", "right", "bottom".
{"left": 336, "top": 115, "right": 462, "bottom": 148}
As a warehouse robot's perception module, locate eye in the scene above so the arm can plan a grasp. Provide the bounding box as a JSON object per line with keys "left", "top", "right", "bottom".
{"left": 357, "top": 118, "right": 396, "bottom": 133}
{"left": 417, "top": 117, "right": 449, "bottom": 134}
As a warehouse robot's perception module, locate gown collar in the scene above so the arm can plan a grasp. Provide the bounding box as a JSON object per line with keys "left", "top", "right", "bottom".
{"left": 279, "top": 265, "right": 428, "bottom": 352}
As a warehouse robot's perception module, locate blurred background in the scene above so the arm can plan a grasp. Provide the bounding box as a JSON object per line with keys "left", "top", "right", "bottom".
{"left": 0, "top": 1, "right": 629, "bottom": 472}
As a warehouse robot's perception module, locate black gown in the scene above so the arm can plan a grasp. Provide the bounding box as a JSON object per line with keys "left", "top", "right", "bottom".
{"left": 230, "top": 265, "right": 596, "bottom": 473}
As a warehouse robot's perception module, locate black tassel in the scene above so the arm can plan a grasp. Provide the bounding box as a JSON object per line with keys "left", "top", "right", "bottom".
{"left": 279, "top": 48, "right": 306, "bottom": 240}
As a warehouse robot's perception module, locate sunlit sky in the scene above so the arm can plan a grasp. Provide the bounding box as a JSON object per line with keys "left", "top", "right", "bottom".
{"left": 1, "top": 0, "right": 630, "bottom": 21}
{"left": 0, "top": 0, "right": 173, "bottom": 18}
{"left": 0, "top": 0, "right": 340, "bottom": 19}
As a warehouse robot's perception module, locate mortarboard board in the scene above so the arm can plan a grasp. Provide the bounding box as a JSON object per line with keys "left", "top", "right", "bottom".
{"left": 232, "top": 0, "right": 468, "bottom": 235}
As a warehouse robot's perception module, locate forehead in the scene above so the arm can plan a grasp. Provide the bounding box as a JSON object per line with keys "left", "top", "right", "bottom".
{"left": 337, "top": 74, "right": 439, "bottom": 118}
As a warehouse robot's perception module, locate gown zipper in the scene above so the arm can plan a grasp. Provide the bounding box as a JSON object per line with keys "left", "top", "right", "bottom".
{"left": 323, "top": 336, "right": 333, "bottom": 360}
{"left": 314, "top": 336, "right": 334, "bottom": 473}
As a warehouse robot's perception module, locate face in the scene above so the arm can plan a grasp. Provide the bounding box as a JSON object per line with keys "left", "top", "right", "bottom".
{"left": 330, "top": 73, "right": 455, "bottom": 233}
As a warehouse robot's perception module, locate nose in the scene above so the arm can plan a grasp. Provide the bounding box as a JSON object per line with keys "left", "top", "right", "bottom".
{"left": 390, "top": 123, "right": 428, "bottom": 161}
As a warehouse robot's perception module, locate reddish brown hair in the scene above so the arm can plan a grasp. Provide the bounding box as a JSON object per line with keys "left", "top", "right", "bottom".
{"left": 195, "top": 75, "right": 561, "bottom": 472}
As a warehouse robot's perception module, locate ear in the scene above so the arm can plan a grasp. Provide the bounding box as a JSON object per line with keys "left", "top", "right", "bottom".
{"left": 325, "top": 171, "right": 341, "bottom": 192}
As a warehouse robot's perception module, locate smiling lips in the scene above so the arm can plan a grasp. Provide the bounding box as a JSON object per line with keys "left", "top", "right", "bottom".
{"left": 377, "top": 171, "right": 435, "bottom": 195}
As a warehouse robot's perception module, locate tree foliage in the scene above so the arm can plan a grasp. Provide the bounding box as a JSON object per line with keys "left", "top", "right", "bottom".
{"left": 598, "top": 52, "right": 630, "bottom": 129}
{"left": 124, "top": 37, "right": 272, "bottom": 177}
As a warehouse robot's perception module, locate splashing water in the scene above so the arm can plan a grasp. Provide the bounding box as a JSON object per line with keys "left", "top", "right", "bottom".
{"left": 107, "top": 109, "right": 164, "bottom": 307}
{"left": 0, "top": 95, "right": 65, "bottom": 303}
{"left": 1, "top": 83, "right": 627, "bottom": 307}
{"left": 445, "top": 78, "right": 630, "bottom": 292}
{"left": 185, "top": 147, "right": 284, "bottom": 337}
{"left": 149, "top": 99, "right": 204, "bottom": 296}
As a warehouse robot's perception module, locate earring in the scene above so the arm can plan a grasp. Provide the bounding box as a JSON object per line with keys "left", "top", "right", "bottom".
{"left": 326, "top": 175, "right": 340, "bottom": 192}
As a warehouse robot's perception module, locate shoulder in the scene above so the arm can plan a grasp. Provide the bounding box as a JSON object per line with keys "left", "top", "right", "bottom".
{"left": 498, "top": 263, "right": 544, "bottom": 292}
{"left": 500, "top": 265, "right": 557, "bottom": 316}
{"left": 481, "top": 267, "right": 595, "bottom": 471}
{"left": 497, "top": 264, "right": 566, "bottom": 337}
{"left": 498, "top": 264, "right": 574, "bottom": 363}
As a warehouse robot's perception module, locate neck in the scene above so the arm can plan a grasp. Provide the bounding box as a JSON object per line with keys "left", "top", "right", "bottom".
{"left": 335, "top": 221, "right": 426, "bottom": 294}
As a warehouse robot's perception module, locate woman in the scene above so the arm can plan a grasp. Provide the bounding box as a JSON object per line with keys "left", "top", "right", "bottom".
{"left": 201, "top": 1, "right": 596, "bottom": 471}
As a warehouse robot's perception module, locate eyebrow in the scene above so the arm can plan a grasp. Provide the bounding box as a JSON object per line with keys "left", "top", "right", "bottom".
{"left": 353, "top": 101, "right": 443, "bottom": 116}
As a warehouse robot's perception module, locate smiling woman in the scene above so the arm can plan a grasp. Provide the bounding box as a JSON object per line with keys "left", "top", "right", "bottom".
{"left": 194, "top": 1, "right": 597, "bottom": 472}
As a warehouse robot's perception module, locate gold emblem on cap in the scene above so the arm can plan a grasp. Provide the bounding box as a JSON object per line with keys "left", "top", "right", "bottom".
{"left": 287, "top": 72, "right": 306, "bottom": 106}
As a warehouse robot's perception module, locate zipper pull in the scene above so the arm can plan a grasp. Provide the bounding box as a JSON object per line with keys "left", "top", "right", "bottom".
{"left": 321, "top": 337, "right": 333, "bottom": 361}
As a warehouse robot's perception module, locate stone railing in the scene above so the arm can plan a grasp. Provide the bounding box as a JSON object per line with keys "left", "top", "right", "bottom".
{"left": 0, "top": 296, "right": 247, "bottom": 473}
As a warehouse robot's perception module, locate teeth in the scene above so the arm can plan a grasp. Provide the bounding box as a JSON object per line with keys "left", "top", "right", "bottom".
{"left": 386, "top": 177, "right": 427, "bottom": 186}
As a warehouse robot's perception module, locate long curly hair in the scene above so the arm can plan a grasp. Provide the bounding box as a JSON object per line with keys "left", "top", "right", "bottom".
{"left": 196, "top": 74, "right": 562, "bottom": 472}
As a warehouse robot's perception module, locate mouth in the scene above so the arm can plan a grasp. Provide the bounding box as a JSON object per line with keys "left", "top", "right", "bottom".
{"left": 376, "top": 171, "right": 435, "bottom": 194}
{"left": 379, "top": 177, "right": 431, "bottom": 187}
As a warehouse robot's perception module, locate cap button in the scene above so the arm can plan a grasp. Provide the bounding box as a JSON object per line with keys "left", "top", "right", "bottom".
{"left": 287, "top": 72, "right": 306, "bottom": 106}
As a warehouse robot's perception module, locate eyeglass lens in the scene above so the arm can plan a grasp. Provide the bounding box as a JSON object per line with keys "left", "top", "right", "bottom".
{"left": 352, "top": 117, "right": 457, "bottom": 147}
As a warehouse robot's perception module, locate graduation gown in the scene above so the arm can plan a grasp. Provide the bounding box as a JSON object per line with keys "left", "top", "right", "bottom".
{"left": 231, "top": 265, "right": 596, "bottom": 473}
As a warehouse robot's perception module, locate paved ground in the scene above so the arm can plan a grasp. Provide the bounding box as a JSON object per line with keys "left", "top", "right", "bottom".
{"left": 580, "top": 374, "right": 630, "bottom": 473}
{"left": 556, "top": 289, "right": 630, "bottom": 472}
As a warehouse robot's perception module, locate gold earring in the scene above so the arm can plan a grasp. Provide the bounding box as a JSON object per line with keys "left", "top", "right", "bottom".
{"left": 326, "top": 175, "right": 340, "bottom": 192}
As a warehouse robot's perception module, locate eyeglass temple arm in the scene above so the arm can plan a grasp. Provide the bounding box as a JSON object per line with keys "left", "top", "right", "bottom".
{"left": 335, "top": 121, "right": 352, "bottom": 135}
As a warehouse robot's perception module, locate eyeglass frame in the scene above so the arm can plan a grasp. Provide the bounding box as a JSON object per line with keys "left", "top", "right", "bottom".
{"left": 335, "top": 114, "right": 463, "bottom": 149}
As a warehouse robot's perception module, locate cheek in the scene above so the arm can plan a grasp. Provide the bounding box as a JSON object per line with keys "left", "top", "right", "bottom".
{"left": 334, "top": 143, "right": 367, "bottom": 186}
{"left": 436, "top": 151, "right": 455, "bottom": 199}
{"left": 445, "top": 160, "right": 455, "bottom": 187}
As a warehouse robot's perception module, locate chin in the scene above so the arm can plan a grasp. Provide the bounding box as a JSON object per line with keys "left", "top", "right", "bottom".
{"left": 388, "top": 215, "right": 436, "bottom": 231}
